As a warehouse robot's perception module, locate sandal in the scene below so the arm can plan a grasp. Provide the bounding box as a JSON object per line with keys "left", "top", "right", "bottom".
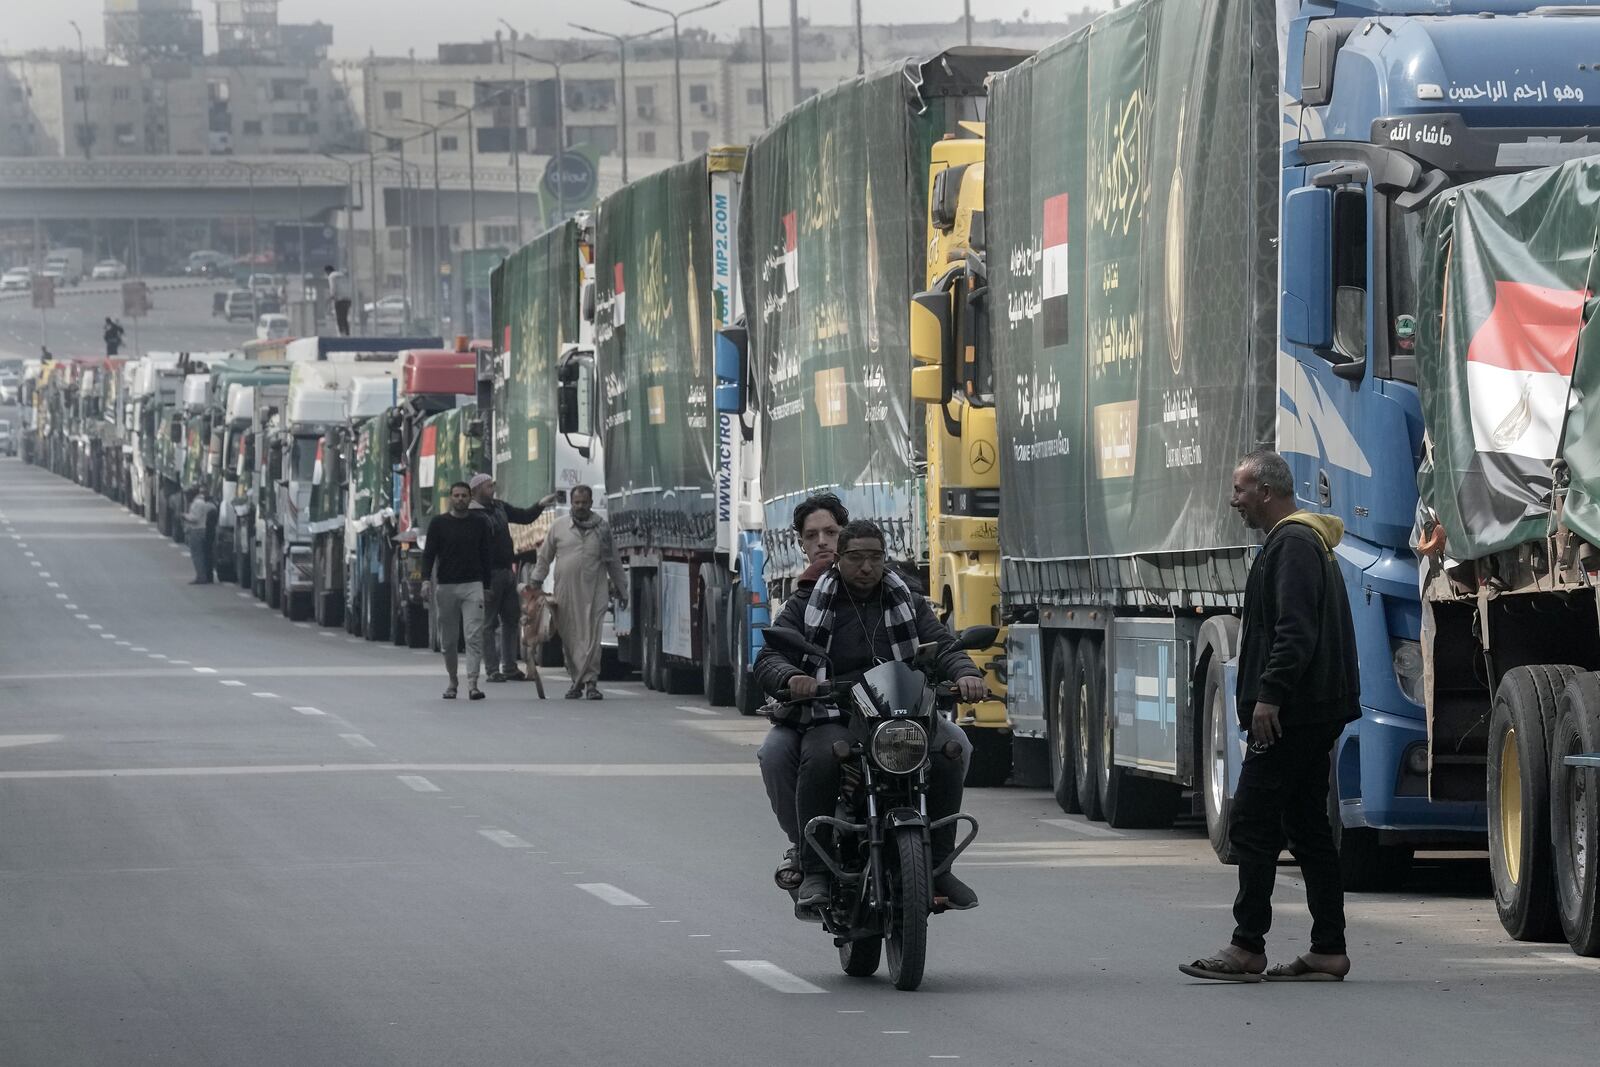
{"left": 773, "top": 847, "right": 803, "bottom": 891}
{"left": 1179, "top": 955, "right": 1265, "bottom": 983}
{"left": 443, "top": 685, "right": 458, "bottom": 700}
{"left": 469, "top": 687, "right": 486, "bottom": 701}
{"left": 1263, "top": 956, "right": 1348, "bottom": 982}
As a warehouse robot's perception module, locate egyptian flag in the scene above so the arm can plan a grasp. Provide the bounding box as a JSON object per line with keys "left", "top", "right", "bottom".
{"left": 418, "top": 423, "right": 437, "bottom": 489}
{"left": 613, "top": 263, "right": 626, "bottom": 326}
{"left": 782, "top": 211, "right": 799, "bottom": 294}
{"left": 1466, "top": 281, "right": 1587, "bottom": 460}
{"left": 1041, "top": 194, "right": 1070, "bottom": 348}
{"left": 312, "top": 439, "right": 325, "bottom": 486}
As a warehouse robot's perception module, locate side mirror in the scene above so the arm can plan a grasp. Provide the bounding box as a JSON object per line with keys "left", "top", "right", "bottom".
{"left": 557, "top": 356, "right": 594, "bottom": 444}
{"left": 1281, "top": 185, "right": 1334, "bottom": 350}
{"left": 757, "top": 624, "right": 829, "bottom": 666}
{"left": 714, "top": 325, "right": 747, "bottom": 415}
{"left": 957, "top": 625, "right": 1000, "bottom": 651}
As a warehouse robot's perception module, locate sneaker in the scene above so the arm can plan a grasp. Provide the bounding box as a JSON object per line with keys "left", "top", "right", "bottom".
{"left": 796, "top": 872, "right": 831, "bottom": 909}
{"left": 565, "top": 684, "right": 584, "bottom": 700}
{"left": 932, "top": 871, "right": 978, "bottom": 911}
{"left": 487, "top": 672, "right": 507, "bottom": 683}
{"left": 585, "top": 683, "right": 604, "bottom": 701}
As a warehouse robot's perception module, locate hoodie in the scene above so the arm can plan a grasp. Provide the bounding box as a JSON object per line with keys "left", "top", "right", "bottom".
{"left": 1235, "top": 510, "right": 1361, "bottom": 730}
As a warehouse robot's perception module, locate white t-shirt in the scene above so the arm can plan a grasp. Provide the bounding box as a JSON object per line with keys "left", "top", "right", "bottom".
{"left": 328, "top": 270, "right": 353, "bottom": 301}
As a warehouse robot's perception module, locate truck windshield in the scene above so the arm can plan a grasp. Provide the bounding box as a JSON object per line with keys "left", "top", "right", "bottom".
{"left": 291, "top": 438, "right": 319, "bottom": 480}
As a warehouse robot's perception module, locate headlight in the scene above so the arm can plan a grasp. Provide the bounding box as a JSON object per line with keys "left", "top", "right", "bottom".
{"left": 1392, "top": 639, "right": 1424, "bottom": 705}
{"left": 871, "top": 720, "right": 929, "bottom": 775}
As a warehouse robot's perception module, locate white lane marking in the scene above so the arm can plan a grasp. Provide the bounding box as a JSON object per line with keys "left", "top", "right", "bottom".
{"left": 54, "top": 593, "right": 68, "bottom": 599}
{"left": 293, "top": 706, "right": 326, "bottom": 716}
{"left": 220, "top": 680, "right": 245, "bottom": 687}
{"left": 837, "top": 1010, "right": 866, "bottom": 1014}
{"left": 294, "top": 622, "right": 310, "bottom": 629}
{"left": 724, "top": 960, "right": 826, "bottom": 994}
{"left": 0, "top": 735, "right": 63, "bottom": 748}
{"left": 87, "top": 624, "right": 102, "bottom": 630}
{"left": 1041, "top": 817, "right": 1125, "bottom": 840}
{"left": 676, "top": 705, "right": 718, "bottom": 716}
{"left": 1530, "top": 952, "right": 1600, "bottom": 971}
{"left": 930, "top": 1056, "right": 961, "bottom": 1060}
{"left": 39, "top": 572, "right": 51, "bottom": 578}
{"left": 658, "top": 920, "right": 682, "bottom": 924}
{"left": 193, "top": 667, "right": 216, "bottom": 673}
{"left": 575, "top": 883, "right": 650, "bottom": 907}
{"left": 397, "top": 775, "right": 441, "bottom": 792}
{"left": 883, "top": 1031, "right": 911, "bottom": 1035}
{"left": 252, "top": 692, "right": 280, "bottom": 699}
{"left": 28, "top": 561, "right": 40, "bottom": 567}
{"left": 131, "top": 647, "right": 147, "bottom": 652}
{"left": 147, "top": 654, "right": 166, "bottom": 660}
{"left": 64, "top": 604, "right": 77, "bottom": 609}
{"left": 46, "top": 581, "right": 60, "bottom": 588}
{"left": 339, "top": 734, "right": 376, "bottom": 749}
{"left": 99, "top": 634, "right": 116, "bottom": 640}
{"left": 74, "top": 613, "right": 90, "bottom": 619}
{"left": 22, "top": 551, "right": 33, "bottom": 557}
{"left": 602, "top": 688, "right": 635, "bottom": 697}
{"left": 317, "top": 631, "right": 335, "bottom": 638}
{"left": 236, "top": 592, "right": 250, "bottom": 598}
{"left": 115, "top": 641, "right": 131, "bottom": 646}
{"left": 479, "top": 829, "right": 533, "bottom": 849}
{"left": 169, "top": 660, "right": 190, "bottom": 665}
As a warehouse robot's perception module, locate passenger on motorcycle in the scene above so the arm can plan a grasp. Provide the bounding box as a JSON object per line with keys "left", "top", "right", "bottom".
{"left": 754, "top": 518, "right": 987, "bottom": 912}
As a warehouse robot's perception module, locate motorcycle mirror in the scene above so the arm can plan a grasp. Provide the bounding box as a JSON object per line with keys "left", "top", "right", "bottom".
{"left": 957, "top": 625, "right": 1000, "bottom": 651}
{"left": 757, "top": 624, "right": 830, "bottom": 665}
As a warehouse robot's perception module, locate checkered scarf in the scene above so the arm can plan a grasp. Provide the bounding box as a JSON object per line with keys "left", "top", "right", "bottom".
{"left": 800, "top": 568, "right": 921, "bottom": 683}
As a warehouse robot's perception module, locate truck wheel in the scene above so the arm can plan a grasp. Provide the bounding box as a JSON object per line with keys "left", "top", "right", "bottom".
{"left": 214, "top": 547, "right": 235, "bottom": 584}
{"left": 312, "top": 562, "right": 327, "bottom": 626}
{"left": 1010, "top": 736, "right": 1051, "bottom": 790}
{"left": 640, "top": 576, "right": 662, "bottom": 692}
{"left": 1489, "top": 664, "right": 1580, "bottom": 941}
{"left": 322, "top": 590, "right": 343, "bottom": 629}
{"left": 701, "top": 588, "right": 734, "bottom": 707}
{"left": 236, "top": 549, "right": 251, "bottom": 590}
{"left": 288, "top": 591, "right": 312, "bottom": 622}
{"left": 1203, "top": 655, "right": 1238, "bottom": 863}
{"left": 1046, "top": 635, "right": 1081, "bottom": 812}
{"left": 364, "top": 579, "right": 391, "bottom": 643}
{"left": 265, "top": 558, "right": 281, "bottom": 610}
{"left": 1073, "top": 638, "right": 1105, "bottom": 821}
{"left": 732, "top": 586, "right": 761, "bottom": 716}
{"left": 405, "top": 604, "right": 428, "bottom": 649}
{"left": 964, "top": 728, "right": 1012, "bottom": 788}
{"left": 1551, "top": 671, "right": 1600, "bottom": 955}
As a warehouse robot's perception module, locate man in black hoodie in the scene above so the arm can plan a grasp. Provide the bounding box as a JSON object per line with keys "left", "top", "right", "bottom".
{"left": 1182, "top": 450, "right": 1360, "bottom": 984}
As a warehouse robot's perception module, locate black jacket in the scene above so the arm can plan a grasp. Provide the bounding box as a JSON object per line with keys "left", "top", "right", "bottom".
{"left": 421, "top": 511, "right": 493, "bottom": 587}
{"left": 1236, "top": 513, "right": 1361, "bottom": 730}
{"left": 477, "top": 498, "right": 546, "bottom": 570}
{"left": 754, "top": 582, "right": 982, "bottom": 698}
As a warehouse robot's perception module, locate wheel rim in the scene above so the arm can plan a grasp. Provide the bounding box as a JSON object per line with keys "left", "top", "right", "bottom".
{"left": 1499, "top": 727, "right": 1523, "bottom": 886}
{"left": 1076, "top": 679, "right": 1091, "bottom": 780}
{"left": 1207, "top": 685, "right": 1227, "bottom": 820}
{"left": 1052, "top": 674, "right": 1069, "bottom": 781}
{"left": 1573, "top": 759, "right": 1590, "bottom": 891}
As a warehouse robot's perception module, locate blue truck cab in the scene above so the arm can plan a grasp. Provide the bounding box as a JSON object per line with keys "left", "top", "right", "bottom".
{"left": 1277, "top": 1, "right": 1600, "bottom": 865}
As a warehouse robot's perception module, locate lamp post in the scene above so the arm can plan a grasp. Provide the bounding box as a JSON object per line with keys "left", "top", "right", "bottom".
{"left": 397, "top": 116, "right": 446, "bottom": 327}
{"left": 854, "top": 0, "right": 864, "bottom": 76}
{"left": 624, "top": 0, "right": 726, "bottom": 163}
{"left": 498, "top": 19, "right": 527, "bottom": 246}
{"left": 515, "top": 50, "right": 603, "bottom": 225}
{"left": 67, "top": 20, "right": 92, "bottom": 160}
{"left": 317, "top": 152, "right": 360, "bottom": 280}
{"left": 569, "top": 23, "right": 668, "bottom": 185}
{"left": 788, "top": 0, "right": 801, "bottom": 107}
{"left": 965, "top": 0, "right": 973, "bottom": 46}
{"left": 756, "top": 0, "right": 770, "bottom": 125}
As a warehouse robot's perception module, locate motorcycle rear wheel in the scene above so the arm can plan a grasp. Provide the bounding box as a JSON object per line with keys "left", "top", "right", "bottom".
{"left": 838, "top": 935, "right": 883, "bottom": 978}
{"left": 886, "top": 826, "right": 931, "bottom": 991}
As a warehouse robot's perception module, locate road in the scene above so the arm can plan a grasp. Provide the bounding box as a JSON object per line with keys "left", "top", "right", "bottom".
{"left": 0, "top": 280, "right": 255, "bottom": 362}
{"left": 1, "top": 455, "right": 1596, "bottom": 1065}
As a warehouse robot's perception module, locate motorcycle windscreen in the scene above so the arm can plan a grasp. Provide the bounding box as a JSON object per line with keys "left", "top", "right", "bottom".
{"left": 859, "top": 660, "right": 930, "bottom": 717}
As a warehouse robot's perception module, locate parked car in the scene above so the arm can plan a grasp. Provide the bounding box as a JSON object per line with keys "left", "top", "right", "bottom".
{"left": 185, "top": 250, "right": 230, "bottom": 277}
{"left": 366, "top": 295, "right": 410, "bottom": 324}
{"left": 0, "top": 376, "right": 17, "bottom": 404}
{"left": 255, "top": 313, "right": 291, "bottom": 341}
{"left": 0, "top": 419, "right": 15, "bottom": 456}
{"left": 248, "top": 272, "right": 279, "bottom": 295}
{"left": 255, "top": 290, "right": 283, "bottom": 315}
{"left": 212, "top": 290, "right": 229, "bottom": 317}
{"left": 91, "top": 259, "right": 127, "bottom": 280}
{"left": 39, "top": 264, "right": 68, "bottom": 286}
{"left": 223, "top": 289, "right": 257, "bottom": 322}
{"left": 2, "top": 267, "right": 34, "bottom": 291}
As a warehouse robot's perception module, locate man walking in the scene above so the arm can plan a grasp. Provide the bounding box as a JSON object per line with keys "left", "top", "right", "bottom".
{"left": 422, "top": 481, "right": 493, "bottom": 701}
{"left": 325, "top": 265, "right": 353, "bottom": 337}
{"left": 1182, "top": 450, "right": 1360, "bottom": 983}
{"left": 103, "top": 318, "right": 125, "bottom": 356}
{"left": 529, "top": 485, "right": 626, "bottom": 700}
{"left": 470, "top": 472, "right": 558, "bottom": 682}
{"left": 183, "top": 487, "right": 217, "bottom": 585}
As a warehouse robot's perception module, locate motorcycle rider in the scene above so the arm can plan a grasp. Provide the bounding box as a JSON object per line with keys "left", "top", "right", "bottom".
{"left": 755, "top": 518, "right": 988, "bottom": 912}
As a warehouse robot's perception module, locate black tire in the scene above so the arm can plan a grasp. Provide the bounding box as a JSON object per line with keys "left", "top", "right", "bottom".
{"left": 702, "top": 587, "right": 735, "bottom": 707}
{"left": 886, "top": 825, "right": 931, "bottom": 992}
{"left": 312, "top": 562, "right": 327, "bottom": 626}
{"left": 732, "top": 587, "right": 761, "bottom": 716}
{"left": 265, "top": 556, "right": 281, "bottom": 610}
{"left": 600, "top": 646, "right": 628, "bottom": 681}
{"left": 405, "top": 603, "right": 429, "bottom": 649}
{"left": 1046, "top": 635, "right": 1081, "bottom": 813}
{"left": 1488, "top": 664, "right": 1580, "bottom": 941}
{"left": 642, "top": 577, "right": 664, "bottom": 692}
{"left": 666, "top": 665, "right": 702, "bottom": 696}
{"left": 1074, "top": 638, "right": 1105, "bottom": 821}
{"left": 838, "top": 936, "right": 883, "bottom": 978}
{"left": 1010, "top": 736, "right": 1051, "bottom": 790}
{"left": 321, "top": 590, "right": 343, "bottom": 629}
{"left": 1203, "top": 655, "right": 1238, "bottom": 863}
{"left": 965, "top": 728, "right": 1012, "bottom": 788}
{"left": 1551, "top": 672, "right": 1600, "bottom": 955}
{"left": 236, "top": 548, "right": 251, "bottom": 590}
{"left": 364, "top": 576, "right": 392, "bottom": 643}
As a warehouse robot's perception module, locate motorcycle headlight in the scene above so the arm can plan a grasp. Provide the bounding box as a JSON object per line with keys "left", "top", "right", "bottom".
{"left": 871, "top": 720, "right": 929, "bottom": 776}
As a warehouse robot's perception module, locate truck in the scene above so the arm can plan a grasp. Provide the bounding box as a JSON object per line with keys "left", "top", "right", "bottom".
{"left": 951, "top": 0, "right": 1600, "bottom": 893}
{"left": 730, "top": 50, "right": 1027, "bottom": 746}
{"left": 127, "top": 354, "right": 184, "bottom": 524}
{"left": 205, "top": 362, "right": 293, "bottom": 583}
{"left": 43, "top": 247, "right": 84, "bottom": 286}
{"left": 588, "top": 148, "right": 751, "bottom": 695}
{"left": 409, "top": 401, "right": 485, "bottom": 650}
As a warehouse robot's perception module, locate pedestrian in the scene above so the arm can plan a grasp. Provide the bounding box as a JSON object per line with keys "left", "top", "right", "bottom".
{"left": 529, "top": 485, "right": 627, "bottom": 700}
{"left": 1181, "top": 450, "right": 1360, "bottom": 984}
{"left": 325, "top": 264, "right": 353, "bottom": 337}
{"left": 470, "top": 472, "right": 558, "bottom": 682}
{"left": 422, "top": 480, "right": 494, "bottom": 701}
{"left": 104, "top": 318, "right": 125, "bottom": 356}
{"left": 183, "top": 487, "right": 217, "bottom": 585}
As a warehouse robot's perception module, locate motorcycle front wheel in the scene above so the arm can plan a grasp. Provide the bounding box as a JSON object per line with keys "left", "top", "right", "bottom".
{"left": 886, "top": 826, "right": 931, "bottom": 991}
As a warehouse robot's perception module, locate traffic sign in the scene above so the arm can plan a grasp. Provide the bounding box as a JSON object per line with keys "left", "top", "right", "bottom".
{"left": 122, "top": 280, "right": 151, "bottom": 318}
{"left": 31, "top": 276, "right": 54, "bottom": 310}
{"left": 542, "top": 151, "right": 598, "bottom": 205}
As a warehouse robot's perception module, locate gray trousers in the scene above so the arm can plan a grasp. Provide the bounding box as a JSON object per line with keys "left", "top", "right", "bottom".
{"left": 482, "top": 568, "right": 521, "bottom": 675}
{"left": 434, "top": 582, "right": 485, "bottom": 684}
{"left": 756, "top": 717, "right": 973, "bottom": 846}
{"left": 185, "top": 529, "right": 210, "bottom": 582}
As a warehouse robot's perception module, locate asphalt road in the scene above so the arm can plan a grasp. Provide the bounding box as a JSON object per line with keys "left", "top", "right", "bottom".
{"left": 1, "top": 455, "right": 1597, "bottom": 1066}
{"left": 0, "top": 280, "right": 252, "bottom": 362}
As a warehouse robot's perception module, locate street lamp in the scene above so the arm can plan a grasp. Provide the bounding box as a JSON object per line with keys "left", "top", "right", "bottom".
{"left": 569, "top": 23, "right": 669, "bottom": 185}
{"left": 317, "top": 152, "right": 361, "bottom": 280}
{"left": 396, "top": 116, "right": 448, "bottom": 327}
{"left": 67, "top": 20, "right": 92, "bottom": 161}
{"left": 624, "top": 0, "right": 726, "bottom": 162}
{"left": 514, "top": 49, "right": 603, "bottom": 225}
{"left": 497, "top": 19, "right": 528, "bottom": 246}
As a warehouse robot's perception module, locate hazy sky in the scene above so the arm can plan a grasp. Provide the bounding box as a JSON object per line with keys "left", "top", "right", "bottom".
{"left": 7, "top": 1, "right": 1113, "bottom": 58}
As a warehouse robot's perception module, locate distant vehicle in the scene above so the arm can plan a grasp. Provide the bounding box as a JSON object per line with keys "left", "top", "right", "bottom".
{"left": 256, "top": 313, "right": 291, "bottom": 341}
{"left": 0, "top": 376, "right": 17, "bottom": 404}
{"left": 43, "top": 248, "right": 84, "bottom": 284}
{"left": 0, "top": 418, "right": 14, "bottom": 456}
{"left": 248, "top": 273, "right": 280, "bottom": 295}
{"left": 2, "top": 267, "right": 34, "bottom": 291}
{"left": 185, "top": 250, "right": 230, "bottom": 277}
{"left": 39, "top": 264, "right": 69, "bottom": 287}
{"left": 212, "top": 291, "right": 229, "bottom": 317}
{"left": 224, "top": 289, "right": 257, "bottom": 322}
{"left": 91, "top": 259, "right": 127, "bottom": 280}
{"left": 255, "top": 290, "right": 284, "bottom": 315}
{"left": 366, "top": 295, "right": 410, "bottom": 324}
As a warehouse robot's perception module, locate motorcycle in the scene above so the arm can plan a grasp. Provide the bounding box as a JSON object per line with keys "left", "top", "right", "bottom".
{"left": 759, "top": 623, "right": 998, "bottom": 991}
